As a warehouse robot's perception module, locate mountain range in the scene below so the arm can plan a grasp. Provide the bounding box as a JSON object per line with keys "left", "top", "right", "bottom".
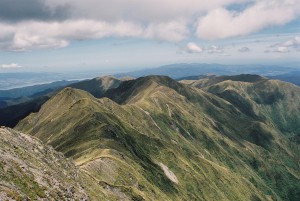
{"left": 115, "top": 63, "right": 297, "bottom": 79}
{"left": 0, "top": 74, "right": 298, "bottom": 200}
{"left": 268, "top": 71, "right": 300, "bottom": 87}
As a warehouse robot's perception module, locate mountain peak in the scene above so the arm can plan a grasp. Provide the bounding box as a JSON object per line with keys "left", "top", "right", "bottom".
{"left": 105, "top": 75, "right": 190, "bottom": 104}
{"left": 57, "top": 87, "right": 92, "bottom": 100}
{"left": 69, "top": 76, "right": 122, "bottom": 98}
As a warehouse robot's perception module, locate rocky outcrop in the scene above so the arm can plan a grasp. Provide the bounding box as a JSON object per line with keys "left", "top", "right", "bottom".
{"left": 0, "top": 127, "right": 88, "bottom": 200}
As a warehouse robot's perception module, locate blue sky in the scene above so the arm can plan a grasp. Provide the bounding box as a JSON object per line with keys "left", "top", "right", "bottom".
{"left": 0, "top": 0, "right": 299, "bottom": 73}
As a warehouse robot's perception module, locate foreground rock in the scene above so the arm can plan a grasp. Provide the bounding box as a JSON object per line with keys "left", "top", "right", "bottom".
{"left": 0, "top": 127, "right": 88, "bottom": 200}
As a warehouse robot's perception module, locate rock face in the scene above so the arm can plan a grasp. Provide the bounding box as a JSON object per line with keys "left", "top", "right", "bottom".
{"left": 15, "top": 75, "right": 300, "bottom": 201}
{"left": 0, "top": 127, "right": 88, "bottom": 200}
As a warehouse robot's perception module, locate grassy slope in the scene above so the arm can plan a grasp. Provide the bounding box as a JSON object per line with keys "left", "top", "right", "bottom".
{"left": 16, "top": 76, "right": 300, "bottom": 201}
{"left": 205, "top": 79, "right": 300, "bottom": 136}
{"left": 184, "top": 75, "right": 300, "bottom": 200}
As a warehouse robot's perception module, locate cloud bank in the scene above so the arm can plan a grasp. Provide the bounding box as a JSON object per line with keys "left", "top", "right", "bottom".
{"left": 0, "top": 20, "right": 188, "bottom": 51}
{"left": 0, "top": 0, "right": 299, "bottom": 50}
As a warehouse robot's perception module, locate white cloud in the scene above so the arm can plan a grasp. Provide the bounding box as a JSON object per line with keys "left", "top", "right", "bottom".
{"left": 185, "top": 42, "right": 203, "bottom": 53}
{"left": 275, "top": 46, "right": 289, "bottom": 53}
{"left": 268, "top": 35, "right": 300, "bottom": 53}
{"left": 196, "top": 0, "right": 300, "bottom": 40}
{"left": 144, "top": 21, "right": 188, "bottom": 42}
{"left": 0, "top": 0, "right": 258, "bottom": 51}
{"left": 281, "top": 36, "right": 300, "bottom": 49}
{"left": 0, "top": 0, "right": 299, "bottom": 51}
{"left": 182, "top": 43, "right": 229, "bottom": 55}
{"left": 1, "top": 63, "right": 22, "bottom": 68}
{"left": 0, "top": 20, "right": 188, "bottom": 51}
{"left": 208, "top": 45, "right": 224, "bottom": 54}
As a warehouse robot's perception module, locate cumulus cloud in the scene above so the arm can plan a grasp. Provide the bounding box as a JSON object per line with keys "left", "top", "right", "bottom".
{"left": 275, "top": 46, "right": 289, "bottom": 53}
{"left": 208, "top": 45, "right": 224, "bottom": 54}
{"left": 0, "top": 20, "right": 188, "bottom": 51}
{"left": 185, "top": 42, "right": 203, "bottom": 53}
{"left": 280, "top": 36, "right": 300, "bottom": 49}
{"left": 0, "top": 0, "right": 253, "bottom": 51}
{"left": 267, "top": 35, "right": 300, "bottom": 53}
{"left": 196, "top": 0, "right": 300, "bottom": 40}
{"left": 0, "top": 0, "right": 299, "bottom": 50}
{"left": 143, "top": 21, "right": 188, "bottom": 42}
{"left": 238, "top": 47, "right": 250, "bottom": 52}
{"left": 1, "top": 63, "right": 22, "bottom": 68}
{"left": 182, "top": 43, "right": 228, "bottom": 55}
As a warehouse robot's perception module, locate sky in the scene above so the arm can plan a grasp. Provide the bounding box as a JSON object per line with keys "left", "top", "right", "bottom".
{"left": 0, "top": 0, "right": 299, "bottom": 73}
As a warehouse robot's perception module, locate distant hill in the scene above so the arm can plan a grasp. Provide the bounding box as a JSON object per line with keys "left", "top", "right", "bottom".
{"left": 115, "top": 63, "right": 296, "bottom": 79}
{"left": 0, "top": 72, "right": 66, "bottom": 90}
{"left": 180, "top": 74, "right": 268, "bottom": 88}
{"left": 268, "top": 71, "right": 300, "bottom": 87}
{"left": 0, "top": 80, "right": 79, "bottom": 99}
{"left": 179, "top": 73, "right": 300, "bottom": 88}
{"left": 16, "top": 75, "right": 300, "bottom": 201}
{"left": 176, "top": 75, "right": 215, "bottom": 81}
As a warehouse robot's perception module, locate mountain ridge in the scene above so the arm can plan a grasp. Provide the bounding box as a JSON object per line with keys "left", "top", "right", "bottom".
{"left": 16, "top": 75, "right": 300, "bottom": 200}
{"left": 0, "top": 76, "right": 125, "bottom": 128}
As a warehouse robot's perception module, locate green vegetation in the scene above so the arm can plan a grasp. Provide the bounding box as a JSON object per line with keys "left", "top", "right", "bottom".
{"left": 14, "top": 74, "right": 300, "bottom": 200}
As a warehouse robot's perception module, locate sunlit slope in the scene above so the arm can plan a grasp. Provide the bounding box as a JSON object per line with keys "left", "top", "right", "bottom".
{"left": 180, "top": 74, "right": 267, "bottom": 89}
{"left": 16, "top": 75, "right": 300, "bottom": 201}
{"left": 200, "top": 76, "right": 300, "bottom": 136}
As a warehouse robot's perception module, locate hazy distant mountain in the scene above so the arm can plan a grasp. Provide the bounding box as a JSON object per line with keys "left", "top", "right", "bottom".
{"left": 0, "top": 71, "right": 106, "bottom": 90}
{"left": 0, "top": 72, "right": 65, "bottom": 90}
{"left": 268, "top": 71, "right": 300, "bottom": 87}
{"left": 15, "top": 75, "right": 300, "bottom": 201}
{"left": 176, "top": 75, "right": 215, "bottom": 81}
{"left": 115, "top": 63, "right": 296, "bottom": 79}
{"left": 0, "top": 80, "right": 78, "bottom": 99}
{"left": 0, "top": 64, "right": 297, "bottom": 90}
